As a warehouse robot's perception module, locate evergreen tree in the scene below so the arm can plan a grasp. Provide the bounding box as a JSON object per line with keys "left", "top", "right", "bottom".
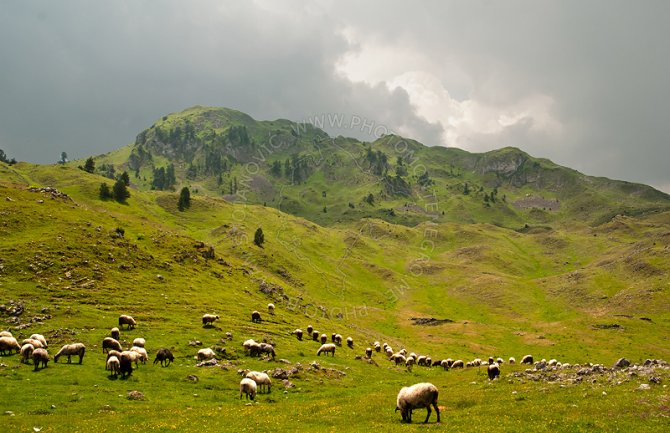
{"left": 365, "top": 193, "right": 375, "bottom": 205}
{"left": 120, "top": 171, "right": 130, "bottom": 186}
{"left": 178, "top": 187, "right": 191, "bottom": 211}
{"left": 83, "top": 157, "right": 95, "bottom": 173}
{"left": 254, "top": 227, "right": 265, "bottom": 247}
{"left": 112, "top": 179, "right": 130, "bottom": 203}
{"left": 99, "top": 183, "right": 112, "bottom": 200}
{"left": 270, "top": 160, "right": 282, "bottom": 177}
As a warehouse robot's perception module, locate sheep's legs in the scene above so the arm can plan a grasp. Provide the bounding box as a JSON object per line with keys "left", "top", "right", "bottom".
{"left": 423, "top": 406, "right": 431, "bottom": 423}
{"left": 432, "top": 402, "right": 441, "bottom": 423}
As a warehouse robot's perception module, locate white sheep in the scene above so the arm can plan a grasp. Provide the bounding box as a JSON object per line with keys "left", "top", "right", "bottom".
{"left": 392, "top": 353, "right": 407, "bottom": 366}
{"left": 521, "top": 354, "right": 533, "bottom": 365}
{"left": 196, "top": 348, "right": 217, "bottom": 362}
{"left": 121, "top": 350, "right": 141, "bottom": 367}
{"left": 110, "top": 327, "right": 120, "bottom": 340}
{"left": 102, "top": 337, "right": 122, "bottom": 353}
{"left": 130, "top": 346, "right": 149, "bottom": 364}
{"left": 22, "top": 338, "right": 44, "bottom": 349}
{"left": 395, "top": 383, "right": 440, "bottom": 423}
{"left": 320, "top": 333, "right": 328, "bottom": 344}
{"left": 240, "top": 378, "right": 257, "bottom": 400}
{"left": 132, "top": 338, "right": 146, "bottom": 348}
{"left": 242, "top": 339, "right": 257, "bottom": 354}
{"left": 245, "top": 371, "right": 272, "bottom": 393}
{"left": 509, "top": 357, "right": 516, "bottom": 365}
{"left": 107, "top": 355, "right": 120, "bottom": 377}
{"left": 0, "top": 331, "right": 13, "bottom": 338}
{"left": 451, "top": 359, "right": 464, "bottom": 368}
{"left": 405, "top": 356, "right": 416, "bottom": 370}
{"left": 20, "top": 343, "right": 34, "bottom": 364}
{"left": 267, "top": 303, "right": 275, "bottom": 315}
{"left": 29, "top": 334, "right": 48, "bottom": 348}
{"left": 488, "top": 362, "right": 500, "bottom": 380}
{"left": 293, "top": 329, "right": 303, "bottom": 341}
{"left": 118, "top": 314, "right": 136, "bottom": 330}
{"left": 32, "top": 348, "right": 50, "bottom": 371}
{"left": 346, "top": 336, "right": 353, "bottom": 348}
{"left": 0, "top": 336, "right": 21, "bottom": 355}
{"left": 317, "top": 343, "right": 336, "bottom": 356}
{"left": 54, "top": 343, "right": 86, "bottom": 364}
{"left": 202, "top": 314, "right": 219, "bottom": 326}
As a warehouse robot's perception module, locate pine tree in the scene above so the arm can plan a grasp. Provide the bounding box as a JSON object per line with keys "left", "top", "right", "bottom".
{"left": 99, "top": 183, "right": 112, "bottom": 200}
{"left": 120, "top": 171, "right": 130, "bottom": 186}
{"left": 178, "top": 187, "right": 191, "bottom": 211}
{"left": 84, "top": 157, "right": 95, "bottom": 173}
{"left": 112, "top": 179, "right": 130, "bottom": 203}
{"left": 254, "top": 227, "right": 265, "bottom": 247}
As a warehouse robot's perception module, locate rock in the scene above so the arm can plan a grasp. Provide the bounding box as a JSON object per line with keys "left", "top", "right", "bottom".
{"left": 282, "top": 379, "right": 295, "bottom": 388}
{"left": 614, "top": 358, "right": 630, "bottom": 369}
{"left": 127, "top": 391, "right": 145, "bottom": 400}
{"left": 271, "top": 368, "right": 289, "bottom": 380}
{"left": 638, "top": 384, "right": 650, "bottom": 390}
{"left": 186, "top": 375, "right": 199, "bottom": 382}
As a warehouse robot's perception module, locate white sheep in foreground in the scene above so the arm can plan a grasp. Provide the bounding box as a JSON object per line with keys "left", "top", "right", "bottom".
{"left": 196, "top": 348, "right": 216, "bottom": 362}
{"left": 240, "top": 378, "right": 257, "bottom": 400}
{"left": 130, "top": 346, "right": 149, "bottom": 364}
{"left": 395, "top": 382, "right": 440, "bottom": 424}
{"left": 32, "top": 348, "right": 50, "bottom": 371}
{"left": 245, "top": 371, "right": 272, "bottom": 393}
{"left": 54, "top": 343, "right": 86, "bottom": 364}
{"left": 20, "top": 343, "right": 34, "bottom": 364}
{"left": 118, "top": 314, "right": 136, "bottom": 330}
{"left": 29, "top": 333, "right": 48, "bottom": 348}
{"left": 0, "top": 331, "right": 13, "bottom": 338}
{"left": 202, "top": 314, "right": 219, "bottom": 326}
{"left": 132, "top": 338, "right": 146, "bottom": 348}
{"left": 317, "top": 343, "right": 336, "bottom": 357}
{"left": 0, "top": 336, "right": 21, "bottom": 355}
{"left": 107, "top": 355, "right": 120, "bottom": 377}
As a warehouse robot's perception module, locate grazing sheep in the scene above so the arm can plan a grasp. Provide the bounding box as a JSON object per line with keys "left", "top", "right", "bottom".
{"left": 488, "top": 362, "right": 500, "bottom": 380}
{"left": 317, "top": 343, "right": 336, "bottom": 356}
{"left": 130, "top": 346, "right": 149, "bottom": 364}
{"left": 54, "top": 343, "right": 86, "bottom": 364}
{"left": 374, "top": 342, "right": 381, "bottom": 352}
{"left": 240, "top": 378, "right": 257, "bottom": 400}
{"left": 119, "top": 352, "right": 133, "bottom": 377}
{"left": 107, "top": 355, "right": 120, "bottom": 377}
{"left": 331, "top": 333, "right": 337, "bottom": 343}
{"left": 451, "top": 360, "right": 464, "bottom": 368}
{"left": 417, "top": 355, "right": 427, "bottom": 367}
{"left": 118, "top": 314, "right": 136, "bottom": 330}
{"left": 406, "top": 356, "right": 416, "bottom": 370}
{"left": 196, "top": 348, "right": 217, "bottom": 362}
{"left": 225, "top": 332, "right": 233, "bottom": 340}
{"left": 306, "top": 325, "right": 313, "bottom": 335}
{"left": 312, "top": 331, "right": 320, "bottom": 341}
{"left": 102, "top": 337, "right": 122, "bottom": 353}
{"left": 30, "top": 334, "right": 48, "bottom": 348}
{"left": 496, "top": 357, "right": 504, "bottom": 365}
{"left": 32, "top": 348, "right": 50, "bottom": 371}
{"left": 347, "top": 337, "right": 353, "bottom": 348}
{"left": 22, "top": 338, "right": 43, "bottom": 349}
{"left": 392, "top": 354, "right": 407, "bottom": 366}
{"left": 548, "top": 359, "right": 558, "bottom": 367}
{"left": 0, "top": 336, "right": 21, "bottom": 355}
{"left": 246, "top": 371, "right": 272, "bottom": 393}
{"left": 154, "top": 348, "right": 174, "bottom": 367}
{"left": 251, "top": 311, "right": 261, "bottom": 323}
{"left": 0, "top": 331, "right": 12, "bottom": 338}
{"left": 521, "top": 354, "right": 533, "bottom": 365}
{"left": 385, "top": 347, "right": 394, "bottom": 358}
{"left": 399, "top": 349, "right": 407, "bottom": 356}
{"left": 251, "top": 343, "right": 276, "bottom": 360}
{"left": 122, "top": 350, "right": 141, "bottom": 368}
{"left": 242, "top": 339, "right": 257, "bottom": 354}
{"left": 132, "top": 338, "right": 146, "bottom": 348}
{"left": 472, "top": 358, "right": 481, "bottom": 367}
{"left": 202, "top": 314, "right": 219, "bottom": 326}
{"left": 293, "top": 329, "right": 303, "bottom": 341}
{"left": 365, "top": 347, "right": 373, "bottom": 358}
{"left": 320, "top": 334, "right": 328, "bottom": 344}
{"left": 395, "top": 383, "right": 440, "bottom": 424}
{"left": 425, "top": 357, "right": 432, "bottom": 367}
{"left": 432, "top": 359, "right": 442, "bottom": 367}
{"left": 509, "top": 357, "right": 516, "bottom": 365}
{"left": 20, "top": 343, "right": 34, "bottom": 364}
{"left": 440, "top": 359, "right": 450, "bottom": 370}
{"left": 267, "top": 303, "right": 275, "bottom": 315}
{"left": 333, "top": 334, "right": 343, "bottom": 346}
{"left": 110, "top": 327, "right": 120, "bottom": 340}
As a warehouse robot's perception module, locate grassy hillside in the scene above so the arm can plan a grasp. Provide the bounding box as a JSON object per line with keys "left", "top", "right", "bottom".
{"left": 1, "top": 161, "right": 669, "bottom": 431}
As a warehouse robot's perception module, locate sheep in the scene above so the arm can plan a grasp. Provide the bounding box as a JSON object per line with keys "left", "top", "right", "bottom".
{"left": 246, "top": 371, "right": 272, "bottom": 393}
{"left": 250, "top": 343, "right": 276, "bottom": 360}
{"left": 425, "top": 357, "right": 432, "bottom": 367}
{"left": 306, "top": 325, "right": 313, "bottom": 335}
{"left": 365, "top": 347, "right": 373, "bottom": 358}
{"left": 239, "top": 378, "right": 257, "bottom": 400}
{"left": 154, "top": 348, "right": 174, "bottom": 367}
{"left": 54, "top": 343, "right": 86, "bottom": 364}
{"left": 122, "top": 350, "right": 141, "bottom": 368}
{"left": 132, "top": 338, "right": 146, "bottom": 348}
{"left": 29, "top": 333, "right": 48, "bottom": 348}
{"left": 548, "top": 359, "right": 558, "bottom": 367}
{"left": 451, "top": 360, "right": 464, "bottom": 368}
{"left": 385, "top": 347, "right": 394, "bottom": 358}
{"left": 312, "top": 331, "right": 320, "bottom": 341}
{"left": 346, "top": 337, "right": 353, "bottom": 348}
{"left": 225, "top": 332, "right": 233, "bottom": 340}
{"left": 405, "top": 356, "right": 416, "bottom": 370}
{"left": 267, "top": 303, "right": 275, "bottom": 315}
{"left": 417, "top": 355, "right": 427, "bottom": 367}
{"left": 317, "top": 343, "right": 336, "bottom": 357}
{"left": 496, "top": 357, "right": 504, "bottom": 365}
{"left": 107, "top": 355, "right": 120, "bottom": 377}
{"left": 320, "top": 334, "right": 328, "bottom": 344}
{"left": 509, "top": 357, "right": 516, "bottom": 365}
{"left": 32, "top": 348, "right": 50, "bottom": 371}
{"left": 106, "top": 350, "right": 123, "bottom": 366}
{"left": 374, "top": 341, "right": 381, "bottom": 352}
{"left": 488, "top": 362, "right": 501, "bottom": 380}
{"left": 392, "top": 354, "right": 407, "bottom": 366}
{"left": 0, "top": 336, "right": 21, "bottom": 355}
{"left": 102, "top": 337, "right": 122, "bottom": 353}
{"left": 202, "top": 314, "right": 219, "bottom": 326}
{"left": 331, "top": 333, "right": 337, "bottom": 343}
{"left": 395, "top": 383, "right": 440, "bottom": 424}
{"left": 118, "top": 314, "right": 136, "bottom": 330}
{"left": 432, "top": 359, "right": 443, "bottom": 367}
{"left": 22, "top": 338, "right": 43, "bottom": 349}
{"left": 251, "top": 310, "right": 261, "bottom": 323}
{"left": 521, "top": 354, "right": 533, "bottom": 365}
{"left": 399, "top": 349, "right": 407, "bottom": 356}
{"left": 293, "top": 329, "right": 303, "bottom": 341}
{"left": 472, "top": 358, "right": 481, "bottom": 367}
{"left": 0, "top": 331, "right": 12, "bottom": 338}
{"left": 119, "top": 351, "right": 133, "bottom": 377}
{"left": 440, "top": 359, "right": 450, "bottom": 370}
{"left": 130, "top": 346, "right": 149, "bottom": 364}
{"left": 334, "top": 333, "right": 343, "bottom": 345}
{"left": 20, "top": 343, "right": 34, "bottom": 364}
{"left": 196, "top": 348, "right": 217, "bottom": 362}
{"left": 242, "top": 339, "right": 257, "bottom": 353}
{"left": 109, "top": 327, "right": 120, "bottom": 340}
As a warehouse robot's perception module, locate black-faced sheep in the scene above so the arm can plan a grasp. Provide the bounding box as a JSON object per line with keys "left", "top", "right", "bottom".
{"left": 365, "top": 347, "right": 373, "bottom": 358}
{"left": 425, "top": 357, "right": 432, "bottom": 367}
{"left": 132, "top": 338, "right": 146, "bottom": 348}
{"left": 102, "top": 337, "right": 122, "bottom": 354}
{"left": 251, "top": 311, "right": 262, "bottom": 323}
{"left": 488, "top": 362, "right": 500, "bottom": 380}
{"left": 29, "top": 334, "right": 48, "bottom": 348}
{"left": 240, "top": 378, "right": 257, "bottom": 400}
{"left": 417, "top": 355, "right": 427, "bottom": 367}
{"left": 118, "top": 314, "right": 136, "bottom": 330}
{"left": 374, "top": 342, "right": 381, "bottom": 352}
{"left": 20, "top": 343, "right": 34, "bottom": 364}
{"left": 54, "top": 343, "right": 86, "bottom": 364}
{"left": 395, "top": 383, "right": 440, "bottom": 424}
{"left": 267, "top": 303, "right": 275, "bottom": 315}
{"left": 521, "top": 354, "right": 533, "bottom": 365}
{"left": 110, "top": 327, "right": 120, "bottom": 340}
{"left": 245, "top": 371, "right": 272, "bottom": 393}
{"left": 107, "top": 355, "right": 120, "bottom": 377}
{"left": 312, "top": 331, "right": 320, "bottom": 341}
{"left": 154, "top": 348, "right": 174, "bottom": 367}
{"left": 317, "top": 343, "right": 336, "bottom": 356}
{"left": 320, "top": 334, "right": 328, "bottom": 344}
{"left": 202, "top": 314, "right": 219, "bottom": 326}
{"left": 32, "top": 348, "right": 50, "bottom": 371}
{"left": 293, "top": 329, "right": 303, "bottom": 341}
{"left": 346, "top": 337, "right": 353, "bottom": 348}
{"left": 0, "top": 336, "right": 21, "bottom": 355}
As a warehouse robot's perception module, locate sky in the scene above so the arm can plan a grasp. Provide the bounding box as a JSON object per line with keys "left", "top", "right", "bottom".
{"left": 1, "top": 0, "right": 669, "bottom": 192}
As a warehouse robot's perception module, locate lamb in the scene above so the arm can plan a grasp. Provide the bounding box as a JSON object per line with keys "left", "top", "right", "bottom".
{"left": 267, "top": 303, "right": 275, "bottom": 315}
{"left": 196, "top": 348, "right": 217, "bottom": 362}
{"left": 29, "top": 334, "right": 48, "bottom": 348}
{"left": 293, "top": 329, "right": 303, "bottom": 341}
{"left": 317, "top": 343, "right": 336, "bottom": 356}
{"left": 251, "top": 311, "right": 262, "bottom": 323}
{"left": 54, "top": 343, "right": 86, "bottom": 364}
{"left": 130, "top": 346, "right": 149, "bottom": 364}
{"left": 20, "top": 343, "right": 34, "bottom": 364}
{"left": 132, "top": 338, "right": 146, "bottom": 348}
{"left": 239, "top": 378, "right": 257, "bottom": 400}
{"left": 365, "top": 347, "right": 373, "bottom": 358}
{"left": 346, "top": 337, "right": 353, "bottom": 348}
{"left": 245, "top": 371, "right": 272, "bottom": 393}
{"left": 395, "top": 383, "right": 440, "bottom": 424}
{"left": 488, "top": 362, "right": 500, "bottom": 380}
{"left": 320, "top": 334, "right": 328, "bottom": 344}
{"left": 110, "top": 327, "right": 120, "bottom": 340}
{"left": 202, "top": 314, "right": 219, "bottom": 326}
{"left": 521, "top": 354, "right": 533, "bottom": 365}
{"left": 118, "top": 314, "right": 136, "bottom": 330}
{"left": 102, "top": 337, "right": 122, "bottom": 353}
{"left": 107, "top": 355, "right": 121, "bottom": 377}
{"left": 154, "top": 348, "right": 174, "bottom": 367}
{"left": 32, "top": 348, "right": 50, "bottom": 371}
{"left": 0, "top": 336, "right": 21, "bottom": 354}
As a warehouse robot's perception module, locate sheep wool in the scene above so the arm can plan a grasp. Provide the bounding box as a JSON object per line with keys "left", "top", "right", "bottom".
{"left": 395, "top": 383, "right": 440, "bottom": 424}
